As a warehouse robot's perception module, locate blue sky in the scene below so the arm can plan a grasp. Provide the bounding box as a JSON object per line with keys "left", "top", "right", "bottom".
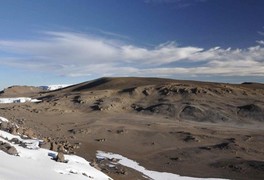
{"left": 0, "top": 0, "right": 264, "bottom": 89}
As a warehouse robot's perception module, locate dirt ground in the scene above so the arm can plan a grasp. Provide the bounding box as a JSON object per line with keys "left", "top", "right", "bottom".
{"left": 1, "top": 77, "right": 264, "bottom": 179}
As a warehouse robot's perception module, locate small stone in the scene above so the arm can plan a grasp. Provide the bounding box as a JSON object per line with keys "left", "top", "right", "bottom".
{"left": 116, "top": 129, "right": 124, "bottom": 134}
{"left": 43, "top": 137, "right": 52, "bottom": 142}
{"left": 110, "top": 158, "right": 118, "bottom": 162}
{"left": 95, "top": 138, "right": 106, "bottom": 142}
{"left": 82, "top": 173, "right": 88, "bottom": 177}
{"left": 170, "top": 157, "right": 180, "bottom": 161}
{"left": 90, "top": 160, "right": 101, "bottom": 170}
{"left": 56, "top": 152, "right": 65, "bottom": 162}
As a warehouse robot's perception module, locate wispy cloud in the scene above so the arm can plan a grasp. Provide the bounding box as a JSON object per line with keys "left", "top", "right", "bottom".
{"left": 0, "top": 31, "right": 264, "bottom": 79}
{"left": 84, "top": 27, "right": 131, "bottom": 40}
{"left": 258, "top": 31, "right": 264, "bottom": 36}
{"left": 257, "top": 26, "right": 264, "bottom": 36}
{"left": 256, "top": 40, "right": 264, "bottom": 45}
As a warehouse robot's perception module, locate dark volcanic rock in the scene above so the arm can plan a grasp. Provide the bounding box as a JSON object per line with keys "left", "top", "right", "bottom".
{"left": 237, "top": 104, "right": 264, "bottom": 121}
{"left": 145, "top": 103, "right": 176, "bottom": 116}
{"left": 132, "top": 103, "right": 177, "bottom": 117}
{"left": 10, "top": 138, "right": 21, "bottom": 144}
{"left": 180, "top": 105, "right": 230, "bottom": 122}
{"left": 211, "top": 159, "right": 264, "bottom": 174}
{"left": 180, "top": 105, "right": 204, "bottom": 121}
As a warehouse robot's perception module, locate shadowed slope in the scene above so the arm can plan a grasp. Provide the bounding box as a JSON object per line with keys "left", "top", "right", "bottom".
{"left": 34, "top": 77, "right": 264, "bottom": 124}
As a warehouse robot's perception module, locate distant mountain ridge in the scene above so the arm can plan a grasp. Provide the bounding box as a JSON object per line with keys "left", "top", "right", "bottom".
{"left": 1, "top": 77, "right": 264, "bottom": 124}
{"left": 0, "top": 84, "right": 72, "bottom": 96}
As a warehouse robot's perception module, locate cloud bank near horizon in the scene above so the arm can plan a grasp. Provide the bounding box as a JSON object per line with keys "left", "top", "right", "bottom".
{"left": 0, "top": 31, "right": 264, "bottom": 80}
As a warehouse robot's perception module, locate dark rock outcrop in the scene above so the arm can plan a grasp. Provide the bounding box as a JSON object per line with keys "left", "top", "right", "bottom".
{"left": 237, "top": 104, "right": 264, "bottom": 121}
{"left": 0, "top": 141, "right": 18, "bottom": 155}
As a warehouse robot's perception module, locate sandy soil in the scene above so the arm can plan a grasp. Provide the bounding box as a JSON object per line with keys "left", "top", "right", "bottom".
{"left": 1, "top": 77, "right": 264, "bottom": 180}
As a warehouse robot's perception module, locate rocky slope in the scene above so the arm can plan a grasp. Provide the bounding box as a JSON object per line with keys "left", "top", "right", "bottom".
{"left": 37, "top": 77, "right": 264, "bottom": 124}
{"left": 1, "top": 77, "right": 264, "bottom": 180}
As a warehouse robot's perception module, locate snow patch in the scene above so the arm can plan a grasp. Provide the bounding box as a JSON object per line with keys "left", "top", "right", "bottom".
{"left": 0, "top": 117, "right": 112, "bottom": 180}
{"left": 39, "top": 84, "right": 71, "bottom": 91}
{"left": 0, "top": 97, "right": 41, "bottom": 104}
{"left": 96, "top": 151, "right": 226, "bottom": 180}
{"left": 0, "top": 117, "right": 9, "bottom": 122}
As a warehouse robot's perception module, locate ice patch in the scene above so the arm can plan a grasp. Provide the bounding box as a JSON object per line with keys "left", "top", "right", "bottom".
{"left": 96, "top": 151, "right": 227, "bottom": 180}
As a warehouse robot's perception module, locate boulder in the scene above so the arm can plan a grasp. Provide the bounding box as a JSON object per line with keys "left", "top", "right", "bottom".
{"left": 56, "top": 152, "right": 65, "bottom": 162}
{"left": 51, "top": 142, "right": 58, "bottom": 151}
{"left": 0, "top": 121, "right": 8, "bottom": 130}
{"left": 0, "top": 142, "right": 11, "bottom": 150}
{"left": 10, "top": 138, "right": 21, "bottom": 144}
{"left": 0, "top": 141, "right": 18, "bottom": 155}
{"left": 7, "top": 146, "right": 18, "bottom": 155}
{"left": 39, "top": 142, "right": 51, "bottom": 150}
{"left": 17, "top": 127, "right": 24, "bottom": 135}
{"left": 23, "top": 128, "right": 34, "bottom": 138}
{"left": 10, "top": 127, "right": 18, "bottom": 135}
{"left": 57, "top": 144, "right": 65, "bottom": 152}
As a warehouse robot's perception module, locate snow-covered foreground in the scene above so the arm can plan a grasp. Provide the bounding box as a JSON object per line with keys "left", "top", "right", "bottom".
{"left": 96, "top": 151, "right": 227, "bottom": 180}
{"left": 39, "top": 84, "right": 72, "bottom": 91}
{"left": 0, "top": 97, "right": 41, "bottom": 104}
{"left": 0, "top": 117, "right": 112, "bottom": 180}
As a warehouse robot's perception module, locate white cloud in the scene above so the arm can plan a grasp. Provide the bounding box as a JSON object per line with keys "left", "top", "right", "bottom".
{"left": 0, "top": 31, "right": 264, "bottom": 79}
{"left": 121, "top": 42, "right": 203, "bottom": 65}
{"left": 256, "top": 40, "right": 264, "bottom": 45}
